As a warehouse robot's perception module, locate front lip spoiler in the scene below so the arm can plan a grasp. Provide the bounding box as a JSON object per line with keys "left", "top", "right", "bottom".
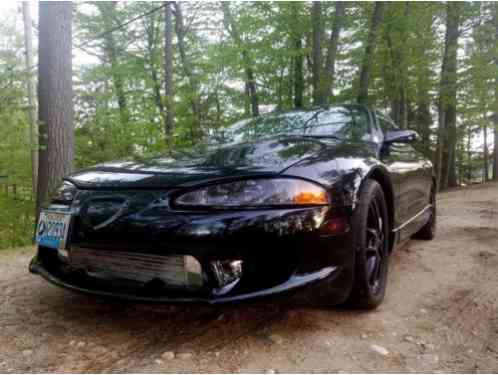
{"left": 29, "top": 256, "right": 338, "bottom": 304}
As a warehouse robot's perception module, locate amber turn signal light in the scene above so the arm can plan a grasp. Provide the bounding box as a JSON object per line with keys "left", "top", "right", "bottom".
{"left": 293, "top": 191, "right": 329, "bottom": 205}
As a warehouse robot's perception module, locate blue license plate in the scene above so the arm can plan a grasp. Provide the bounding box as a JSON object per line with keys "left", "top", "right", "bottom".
{"left": 36, "top": 211, "right": 72, "bottom": 250}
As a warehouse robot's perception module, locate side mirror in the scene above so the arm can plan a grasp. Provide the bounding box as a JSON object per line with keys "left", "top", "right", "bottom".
{"left": 384, "top": 130, "right": 419, "bottom": 144}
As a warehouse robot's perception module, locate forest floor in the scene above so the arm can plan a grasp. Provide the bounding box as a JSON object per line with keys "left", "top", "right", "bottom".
{"left": 0, "top": 182, "right": 497, "bottom": 373}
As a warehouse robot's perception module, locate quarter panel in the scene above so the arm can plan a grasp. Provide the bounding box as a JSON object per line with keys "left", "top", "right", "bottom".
{"left": 381, "top": 143, "right": 432, "bottom": 229}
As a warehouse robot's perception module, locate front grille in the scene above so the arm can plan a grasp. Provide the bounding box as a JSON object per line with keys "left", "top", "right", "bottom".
{"left": 68, "top": 246, "right": 203, "bottom": 288}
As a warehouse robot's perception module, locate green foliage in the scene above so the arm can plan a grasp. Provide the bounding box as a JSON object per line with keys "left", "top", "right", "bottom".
{"left": 1, "top": 1, "right": 498, "bottom": 248}
{"left": 0, "top": 12, "right": 35, "bottom": 249}
{"left": 0, "top": 108, "right": 35, "bottom": 249}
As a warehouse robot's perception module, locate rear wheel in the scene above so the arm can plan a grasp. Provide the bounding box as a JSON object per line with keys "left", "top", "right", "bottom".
{"left": 348, "top": 180, "right": 390, "bottom": 310}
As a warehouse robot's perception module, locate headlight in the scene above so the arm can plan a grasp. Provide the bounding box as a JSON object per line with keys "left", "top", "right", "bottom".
{"left": 51, "top": 181, "right": 77, "bottom": 204}
{"left": 174, "top": 178, "right": 329, "bottom": 208}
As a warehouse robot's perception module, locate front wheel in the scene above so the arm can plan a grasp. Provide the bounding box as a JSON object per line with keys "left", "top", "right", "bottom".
{"left": 347, "top": 180, "right": 390, "bottom": 310}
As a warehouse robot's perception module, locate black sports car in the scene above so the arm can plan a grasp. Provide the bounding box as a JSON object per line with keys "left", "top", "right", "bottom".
{"left": 30, "top": 105, "right": 436, "bottom": 309}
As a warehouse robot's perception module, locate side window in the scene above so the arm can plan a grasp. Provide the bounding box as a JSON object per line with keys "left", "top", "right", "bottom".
{"left": 377, "top": 116, "right": 398, "bottom": 134}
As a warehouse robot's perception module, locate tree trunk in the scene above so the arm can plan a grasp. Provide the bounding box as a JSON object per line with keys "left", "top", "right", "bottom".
{"left": 494, "top": 114, "right": 498, "bottom": 180}
{"left": 109, "top": 44, "right": 129, "bottom": 127}
{"left": 221, "top": 3, "right": 259, "bottom": 117}
{"left": 435, "top": 97, "right": 446, "bottom": 190}
{"left": 174, "top": 2, "right": 202, "bottom": 136}
{"left": 397, "top": 3, "right": 410, "bottom": 129}
{"left": 144, "top": 14, "right": 168, "bottom": 138}
{"left": 97, "top": 3, "right": 130, "bottom": 127}
{"left": 412, "top": 5, "right": 434, "bottom": 159}
{"left": 293, "top": 37, "right": 304, "bottom": 108}
{"left": 438, "top": 2, "right": 460, "bottom": 190}
{"left": 22, "top": 2, "right": 38, "bottom": 197}
{"left": 311, "top": 2, "right": 324, "bottom": 106}
{"left": 164, "top": 2, "right": 174, "bottom": 141}
{"left": 385, "top": 33, "right": 408, "bottom": 129}
{"left": 492, "top": 3, "right": 498, "bottom": 180}
{"left": 244, "top": 53, "right": 259, "bottom": 117}
{"left": 357, "top": 2, "right": 384, "bottom": 104}
{"left": 37, "top": 2, "right": 74, "bottom": 214}
{"left": 466, "top": 128, "right": 472, "bottom": 182}
{"left": 215, "top": 87, "right": 221, "bottom": 125}
{"left": 415, "top": 98, "right": 432, "bottom": 157}
{"left": 276, "top": 65, "right": 285, "bottom": 110}
{"left": 290, "top": 5, "right": 304, "bottom": 109}
{"left": 324, "top": 1, "right": 345, "bottom": 104}
{"left": 483, "top": 124, "right": 489, "bottom": 182}
{"left": 383, "top": 28, "right": 402, "bottom": 126}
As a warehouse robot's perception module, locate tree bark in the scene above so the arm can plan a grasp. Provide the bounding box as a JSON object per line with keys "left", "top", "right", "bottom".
{"left": 290, "top": 5, "right": 304, "bottom": 109}
{"left": 293, "top": 37, "right": 304, "bottom": 108}
{"left": 383, "top": 9, "right": 409, "bottom": 130}
{"left": 221, "top": 3, "right": 259, "bottom": 117}
{"left": 415, "top": 98, "right": 432, "bottom": 157}
{"left": 22, "top": 2, "right": 38, "bottom": 197}
{"left": 357, "top": 2, "right": 384, "bottom": 105}
{"left": 437, "top": 2, "right": 460, "bottom": 190}
{"left": 466, "top": 127, "right": 472, "bottom": 182}
{"left": 494, "top": 114, "right": 498, "bottom": 180}
{"left": 215, "top": 87, "right": 221, "bottom": 125}
{"left": 97, "top": 3, "right": 130, "bottom": 127}
{"left": 483, "top": 124, "right": 489, "bottom": 182}
{"left": 324, "top": 1, "right": 345, "bottom": 104}
{"left": 37, "top": 2, "right": 74, "bottom": 214}
{"left": 397, "top": 3, "right": 410, "bottom": 129}
{"left": 311, "top": 2, "right": 324, "bottom": 106}
{"left": 492, "top": 3, "right": 498, "bottom": 180}
{"left": 144, "top": 13, "right": 168, "bottom": 138}
{"left": 174, "top": 2, "right": 202, "bottom": 135}
{"left": 164, "top": 2, "right": 174, "bottom": 140}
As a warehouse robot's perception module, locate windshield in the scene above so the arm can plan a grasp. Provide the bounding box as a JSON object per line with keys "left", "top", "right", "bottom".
{"left": 209, "top": 106, "right": 370, "bottom": 145}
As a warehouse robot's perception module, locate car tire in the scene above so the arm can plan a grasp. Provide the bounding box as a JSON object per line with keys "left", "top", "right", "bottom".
{"left": 412, "top": 186, "right": 436, "bottom": 240}
{"left": 347, "top": 179, "right": 390, "bottom": 310}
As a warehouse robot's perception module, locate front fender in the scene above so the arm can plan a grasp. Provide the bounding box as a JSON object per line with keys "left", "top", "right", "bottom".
{"left": 283, "top": 154, "right": 380, "bottom": 209}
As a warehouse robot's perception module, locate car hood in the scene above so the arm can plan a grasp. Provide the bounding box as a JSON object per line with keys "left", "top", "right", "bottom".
{"left": 68, "top": 137, "right": 331, "bottom": 189}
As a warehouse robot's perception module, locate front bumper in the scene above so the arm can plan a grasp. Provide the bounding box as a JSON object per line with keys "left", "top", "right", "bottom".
{"left": 30, "top": 202, "right": 355, "bottom": 305}
{"left": 30, "top": 256, "right": 341, "bottom": 304}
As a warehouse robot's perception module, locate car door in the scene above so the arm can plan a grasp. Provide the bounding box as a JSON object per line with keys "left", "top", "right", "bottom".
{"left": 376, "top": 114, "right": 431, "bottom": 234}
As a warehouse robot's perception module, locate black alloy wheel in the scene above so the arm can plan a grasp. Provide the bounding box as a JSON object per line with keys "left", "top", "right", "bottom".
{"left": 365, "top": 196, "right": 386, "bottom": 295}
{"left": 348, "top": 179, "right": 390, "bottom": 309}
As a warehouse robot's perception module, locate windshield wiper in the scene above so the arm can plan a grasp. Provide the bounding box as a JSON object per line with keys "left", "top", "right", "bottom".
{"left": 297, "top": 134, "right": 343, "bottom": 140}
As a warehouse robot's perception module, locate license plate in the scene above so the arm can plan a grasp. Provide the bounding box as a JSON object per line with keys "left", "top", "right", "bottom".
{"left": 36, "top": 211, "right": 72, "bottom": 250}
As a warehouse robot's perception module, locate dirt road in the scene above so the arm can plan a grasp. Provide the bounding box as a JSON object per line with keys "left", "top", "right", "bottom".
{"left": 1, "top": 183, "right": 497, "bottom": 373}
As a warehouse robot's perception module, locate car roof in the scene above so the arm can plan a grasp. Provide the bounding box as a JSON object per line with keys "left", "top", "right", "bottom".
{"left": 266, "top": 104, "right": 370, "bottom": 116}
